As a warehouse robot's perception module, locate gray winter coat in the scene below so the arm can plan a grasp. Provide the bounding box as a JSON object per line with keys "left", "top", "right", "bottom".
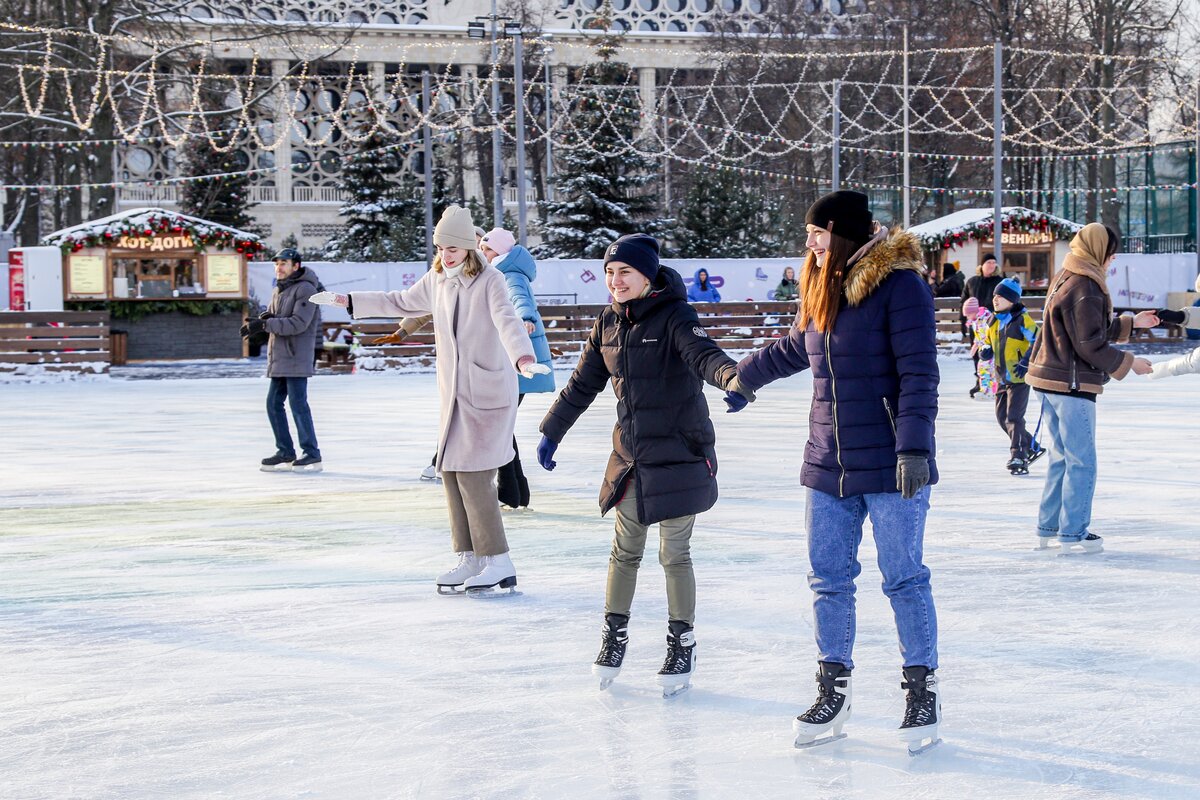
{"left": 264, "top": 267, "right": 321, "bottom": 378}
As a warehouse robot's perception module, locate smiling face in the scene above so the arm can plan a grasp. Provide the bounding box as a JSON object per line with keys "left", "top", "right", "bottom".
{"left": 992, "top": 294, "right": 1013, "bottom": 313}
{"left": 437, "top": 245, "right": 467, "bottom": 269}
{"left": 274, "top": 259, "right": 298, "bottom": 280}
{"left": 605, "top": 261, "right": 649, "bottom": 303}
{"left": 981, "top": 258, "right": 998, "bottom": 277}
{"left": 805, "top": 225, "right": 832, "bottom": 264}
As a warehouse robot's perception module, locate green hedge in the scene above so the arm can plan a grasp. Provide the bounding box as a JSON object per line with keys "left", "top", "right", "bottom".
{"left": 66, "top": 300, "right": 248, "bottom": 323}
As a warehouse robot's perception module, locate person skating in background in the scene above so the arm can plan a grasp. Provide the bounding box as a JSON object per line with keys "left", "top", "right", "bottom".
{"left": 480, "top": 227, "right": 557, "bottom": 510}
{"left": 933, "top": 262, "right": 965, "bottom": 298}
{"left": 980, "top": 278, "right": 1045, "bottom": 475}
{"left": 310, "top": 206, "right": 550, "bottom": 594}
{"left": 962, "top": 254, "right": 1004, "bottom": 314}
{"left": 730, "top": 190, "right": 942, "bottom": 755}
{"left": 686, "top": 268, "right": 722, "bottom": 302}
{"left": 242, "top": 247, "right": 324, "bottom": 473}
{"left": 775, "top": 266, "right": 799, "bottom": 301}
{"left": 536, "top": 233, "right": 754, "bottom": 698}
{"left": 1150, "top": 283, "right": 1200, "bottom": 377}
{"left": 965, "top": 297, "right": 998, "bottom": 399}
{"left": 1025, "top": 223, "right": 1157, "bottom": 555}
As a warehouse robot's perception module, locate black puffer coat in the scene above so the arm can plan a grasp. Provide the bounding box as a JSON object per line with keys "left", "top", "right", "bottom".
{"left": 540, "top": 266, "right": 739, "bottom": 525}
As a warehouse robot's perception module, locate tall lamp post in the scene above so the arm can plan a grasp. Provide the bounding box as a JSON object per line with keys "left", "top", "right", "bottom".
{"left": 884, "top": 18, "right": 911, "bottom": 228}
{"left": 468, "top": 7, "right": 511, "bottom": 228}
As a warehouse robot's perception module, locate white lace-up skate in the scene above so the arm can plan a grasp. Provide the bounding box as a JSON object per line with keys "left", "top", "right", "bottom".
{"left": 436, "top": 552, "right": 481, "bottom": 595}
{"left": 463, "top": 552, "right": 518, "bottom": 596}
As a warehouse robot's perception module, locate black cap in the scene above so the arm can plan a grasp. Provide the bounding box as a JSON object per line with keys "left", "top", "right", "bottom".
{"left": 603, "top": 233, "right": 660, "bottom": 282}
{"left": 273, "top": 247, "right": 301, "bottom": 264}
{"left": 805, "top": 190, "right": 873, "bottom": 246}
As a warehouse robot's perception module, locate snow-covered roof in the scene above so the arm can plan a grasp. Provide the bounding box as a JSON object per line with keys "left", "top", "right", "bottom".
{"left": 42, "top": 207, "right": 261, "bottom": 246}
{"left": 909, "top": 206, "right": 1081, "bottom": 238}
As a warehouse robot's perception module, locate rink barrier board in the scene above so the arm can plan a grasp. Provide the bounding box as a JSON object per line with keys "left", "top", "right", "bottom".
{"left": 0, "top": 311, "right": 111, "bottom": 374}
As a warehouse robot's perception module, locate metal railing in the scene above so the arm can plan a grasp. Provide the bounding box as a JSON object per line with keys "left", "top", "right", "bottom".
{"left": 292, "top": 186, "right": 346, "bottom": 204}
{"left": 117, "top": 185, "right": 179, "bottom": 204}
{"left": 503, "top": 186, "right": 538, "bottom": 206}
{"left": 1122, "top": 234, "right": 1196, "bottom": 254}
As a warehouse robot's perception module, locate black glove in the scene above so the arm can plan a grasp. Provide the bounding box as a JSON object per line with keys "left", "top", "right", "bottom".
{"left": 979, "top": 346, "right": 993, "bottom": 361}
{"left": 1155, "top": 308, "right": 1186, "bottom": 326}
{"left": 240, "top": 318, "right": 267, "bottom": 339}
{"left": 259, "top": 311, "right": 275, "bottom": 321}
{"left": 895, "top": 452, "right": 930, "bottom": 500}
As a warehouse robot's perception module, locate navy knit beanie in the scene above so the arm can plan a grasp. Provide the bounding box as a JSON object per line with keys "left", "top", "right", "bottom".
{"left": 805, "top": 190, "right": 873, "bottom": 246}
{"left": 994, "top": 277, "right": 1022, "bottom": 305}
{"left": 604, "top": 233, "right": 660, "bottom": 281}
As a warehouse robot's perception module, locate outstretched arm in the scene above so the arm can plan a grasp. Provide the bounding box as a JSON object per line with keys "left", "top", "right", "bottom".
{"left": 540, "top": 317, "right": 610, "bottom": 443}
{"left": 736, "top": 325, "right": 810, "bottom": 393}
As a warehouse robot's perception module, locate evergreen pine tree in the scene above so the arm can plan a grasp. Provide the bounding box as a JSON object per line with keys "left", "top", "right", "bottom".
{"left": 178, "top": 132, "right": 256, "bottom": 230}
{"left": 324, "top": 122, "right": 424, "bottom": 261}
{"left": 534, "top": 32, "right": 670, "bottom": 258}
{"left": 673, "top": 168, "right": 787, "bottom": 258}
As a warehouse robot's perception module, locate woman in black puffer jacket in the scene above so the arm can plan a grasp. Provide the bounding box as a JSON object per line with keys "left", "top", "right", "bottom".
{"left": 537, "top": 233, "right": 752, "bottom": 697}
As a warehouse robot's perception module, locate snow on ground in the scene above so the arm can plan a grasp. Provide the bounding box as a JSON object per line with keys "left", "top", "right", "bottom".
{"left": 1, "top": 358, "right": 1198, "bottom": 799}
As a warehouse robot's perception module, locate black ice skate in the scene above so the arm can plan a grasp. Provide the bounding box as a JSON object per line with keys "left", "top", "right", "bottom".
{"left": 899, "top": 666, "right": 942, "bottom": 756}
{"left": 793, "top": 662, "right": 852, "bottom": 749}
{"left": 656, "top": 620, "right": 696, "bottom": 698}
{"left": 292, "top": 455, "right": 323, "bottom": 473}
{"left": 1006, "top": 456, "right": 1029, "bottom": 476}
{"left": 260, "top": 453, "right": 295, "bottom": 472}
{"left": 592, "top": 613, "right": 629, "bottom": 690}
{"left": 1059, "top": 533, "right": 1104, "bottom": 555}
{"left": 1026, "top": 443, "right": 1048, "bottom": 465}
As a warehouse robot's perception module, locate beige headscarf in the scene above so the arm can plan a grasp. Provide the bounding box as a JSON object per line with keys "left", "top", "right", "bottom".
{"left": 1059, "top": 222, "right": 1113, "bottom": 299}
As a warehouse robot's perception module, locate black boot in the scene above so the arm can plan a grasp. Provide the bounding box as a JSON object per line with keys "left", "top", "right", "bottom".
{"left": 656, "top": 620, "right": 696, "bottom": 697}
{"left": 793, "top": 661, "right": 852, "bottom": 747}
{"left": 592, "top": 613, "right": 628, "bottom": 690}
{"left": 899, "top": 666, "right": 942, "bottom": 754}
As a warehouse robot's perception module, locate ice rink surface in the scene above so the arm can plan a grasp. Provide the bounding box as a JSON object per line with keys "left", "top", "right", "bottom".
{"left": 1, "top": 358, "right": 1198, "bottom": 799}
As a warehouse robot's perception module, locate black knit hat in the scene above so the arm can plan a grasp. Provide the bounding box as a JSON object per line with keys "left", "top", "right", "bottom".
{"left": 805, "top": 190, "right": 873, "bottom": 246}
{"left": 604, "top": 233, "right": 660, "bottom": 281}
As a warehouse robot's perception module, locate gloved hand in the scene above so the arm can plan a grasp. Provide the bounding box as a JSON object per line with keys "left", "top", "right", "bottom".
{"left": 724, "top": 391, "right": 749, "bottom": 413}
{"left": 895, "top": 452, "right": 930, "bottom": 500}
{"left": 979, "top": 346, "right": 993, "bottom": 361}
{"left": 309, "top": 291, "right": 349, "bottom": 307}
{"left": 1012, "top": 360, "right": 1028, "bottom": 379}
{"left": 240, "top": 318, "right": 267, "bottom": 339}
{"left": 1155, "top": 308, "right": 1187, "bottom": 326}
{"left": 517, "top": 356, "right": 552, "bottom": 379}
{"left": 536, "top": 436, "right": 558, "bottom": 471}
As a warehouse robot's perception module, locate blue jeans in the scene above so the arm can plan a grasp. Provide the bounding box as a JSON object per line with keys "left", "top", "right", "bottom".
{"left": 266, "top": 377, "right": 320, "bottom": 460}
{"left": 806, "top": 487, "right": 938, "bottom": 671}
{"left": 1035, "top": 392, "right": 1097, "bottom": 541}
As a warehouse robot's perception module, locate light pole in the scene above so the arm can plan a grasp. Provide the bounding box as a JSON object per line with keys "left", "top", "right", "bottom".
{"left": 882, "top": 18, "right": 910, "bottom": 228}
{"left": 469, "top": 7, "right": 510, "bottom": 228}
{"left": 543, "top": 36, "right": 554, "bottom": 203}
{"left": 506, "top": 21, "right": 528, "bottom": 244}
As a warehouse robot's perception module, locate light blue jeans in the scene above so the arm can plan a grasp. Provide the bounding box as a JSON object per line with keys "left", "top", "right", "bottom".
{"left": 806, "top": 487, "right": 938, "bottom": 671}
{"left": 1035, "top": 392, "right": 1097, "bottom": 542}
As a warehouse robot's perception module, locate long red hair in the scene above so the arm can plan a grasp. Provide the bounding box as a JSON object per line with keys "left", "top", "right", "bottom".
{"left": 797, "top": 232, "right": 859, "bottom": 332}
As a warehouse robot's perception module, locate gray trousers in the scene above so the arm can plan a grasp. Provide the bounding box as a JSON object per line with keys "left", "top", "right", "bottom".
{"left": 607, "top": 479, "right": 697, "bottom": 624}
{"left": 443, "top": 469, "right": 508, "bottom": 557}
{"left": 995, "top": 382, "right": 1033, "bottom": 458}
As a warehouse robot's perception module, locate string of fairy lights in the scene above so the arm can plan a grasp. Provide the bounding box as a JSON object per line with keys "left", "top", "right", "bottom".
{"left": 1, "top": 20, "right": 1199, "bottom": 199}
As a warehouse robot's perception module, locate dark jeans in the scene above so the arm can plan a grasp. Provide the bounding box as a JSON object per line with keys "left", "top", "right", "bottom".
{"left": 995, "top": 383, "right": 1032, "bottom": 457}
{"left": 266, "top": 377, "right": 320, "bottom": 460}
{"left": 497, "top": 394, "right": 530, "bottom": 508}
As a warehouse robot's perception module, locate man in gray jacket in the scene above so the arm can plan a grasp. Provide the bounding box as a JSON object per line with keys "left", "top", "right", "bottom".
{"left": 241, "top": 248, "right": 323, "bottom": 472}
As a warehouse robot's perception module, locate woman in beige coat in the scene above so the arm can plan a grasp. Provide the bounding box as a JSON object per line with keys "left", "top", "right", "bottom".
{"left": 311, "top": 206, "right": 547, "bottom": 594}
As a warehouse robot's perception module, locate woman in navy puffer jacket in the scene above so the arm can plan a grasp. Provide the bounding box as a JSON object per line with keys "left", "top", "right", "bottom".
{"left": 732, "top": 191, "right": 943, "bottom": 753}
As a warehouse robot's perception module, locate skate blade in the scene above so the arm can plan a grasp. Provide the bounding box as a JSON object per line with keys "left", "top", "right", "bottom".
{"left": 662, "top": 684, "right": 691, "bottom": 699}
{"left": 260, "top": 464, "right": 293, "bottom": 472}
{"left": 293, "top": 465, "right": 323, "bottom": 474}
{"left": 598, "top": 677, "right": 615, "bottom": 691}
{"left": 794, "top": 732, "right": 847, "bottom": 750}
{"left": 1034, "top": 541, "right": 1060, "bottom": 553}
{"left": 907, "top": 737, "right": 943, "bottom": 756}
{"left": 465, "top": 586, "right": 521, "bottom": 598}
{"left": 436, "top": 585, "right": 467, "bottom": 596}
{"left": 1057, "top": 548, "right": 1103, "bottom": 556}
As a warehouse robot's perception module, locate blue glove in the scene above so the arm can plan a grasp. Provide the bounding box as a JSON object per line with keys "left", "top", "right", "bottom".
{"left": 723, "top": 391, "right": 749, "bottom": 413}
{"left": 1012, "top": 360, "right": 1029, "bottom": 378}
{"left": 536, "top": 436, "right": 558, "bottom": 471}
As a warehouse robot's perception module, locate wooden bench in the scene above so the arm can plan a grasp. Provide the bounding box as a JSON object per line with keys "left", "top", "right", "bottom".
{"left": 0, "top": 311, "right": 111, "bottom": 375}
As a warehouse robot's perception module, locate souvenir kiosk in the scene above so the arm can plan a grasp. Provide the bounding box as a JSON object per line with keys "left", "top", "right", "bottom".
{"left": 42, "top": 208, "right": 265, "bottom": 360}
{"left": 910, "top": 207, "right": 1083, "bottom": 290}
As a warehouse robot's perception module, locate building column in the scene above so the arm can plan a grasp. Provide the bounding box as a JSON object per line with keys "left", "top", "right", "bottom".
{"left": 461, "top": 64, "right": 484, "bottom": 203}
{"left": 638, "top": 67, "right": 656, "bottom": 137}
{"left": 272, "top": 59, "right": 293, "bottom": 207}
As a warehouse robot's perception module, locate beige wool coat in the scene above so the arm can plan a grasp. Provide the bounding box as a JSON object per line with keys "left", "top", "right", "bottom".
{"left": 349, "top": 265, "right": 535, "bottom": 472}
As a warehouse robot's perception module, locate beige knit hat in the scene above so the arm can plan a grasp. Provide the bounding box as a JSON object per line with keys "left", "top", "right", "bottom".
{"left": 434, "top": 205, "right": 478, "bottom": 250}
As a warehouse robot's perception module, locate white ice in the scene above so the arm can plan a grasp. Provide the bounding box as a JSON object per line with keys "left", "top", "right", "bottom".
{"left": 1, "top": 358, "right": 1198, "bottom": 799}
